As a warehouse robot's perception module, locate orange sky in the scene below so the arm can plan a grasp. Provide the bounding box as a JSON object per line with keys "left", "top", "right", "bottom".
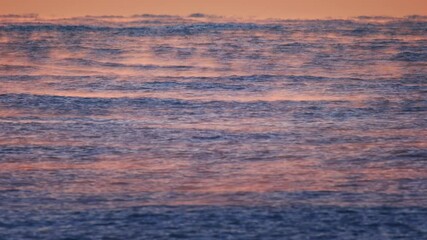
{"left": 1, "top": 0, "right": 426, "bottom": 19}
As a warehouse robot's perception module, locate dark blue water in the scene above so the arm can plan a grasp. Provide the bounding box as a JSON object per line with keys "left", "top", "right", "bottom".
{"left": 0, "top": 14, "right": 426, "bottom": 239}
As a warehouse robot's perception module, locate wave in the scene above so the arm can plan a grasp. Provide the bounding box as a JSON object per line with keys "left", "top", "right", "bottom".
{"left": 0, "top": 22, "right": 284, "bottom": 36}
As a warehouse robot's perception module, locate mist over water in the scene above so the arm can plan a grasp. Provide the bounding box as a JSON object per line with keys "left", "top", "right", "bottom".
{"left": 0, "top": 14, "right": 426, "bottom": 239}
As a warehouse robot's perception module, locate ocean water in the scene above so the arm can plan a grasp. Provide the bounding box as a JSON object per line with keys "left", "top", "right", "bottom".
{"left": 0, "top": 14, "right": 426, "bottom": 239}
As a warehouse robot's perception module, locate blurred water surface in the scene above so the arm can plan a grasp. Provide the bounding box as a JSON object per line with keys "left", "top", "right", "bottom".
{"left": 0, "top": 14, "right": 426, "bottom": 239}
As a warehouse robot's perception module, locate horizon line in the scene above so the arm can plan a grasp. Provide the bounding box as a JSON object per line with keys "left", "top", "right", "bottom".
{"left": 1, "top": 13, "right": 427, "bottom": 21}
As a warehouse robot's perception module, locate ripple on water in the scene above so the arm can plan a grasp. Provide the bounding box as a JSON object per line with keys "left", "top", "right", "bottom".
{"left": 0, "top": 14, "right": 426, "bottom": 239}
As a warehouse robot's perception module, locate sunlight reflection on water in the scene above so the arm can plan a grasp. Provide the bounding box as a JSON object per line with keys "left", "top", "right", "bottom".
{"left": 0, "top": 14, "right": 426, "bottom": 239}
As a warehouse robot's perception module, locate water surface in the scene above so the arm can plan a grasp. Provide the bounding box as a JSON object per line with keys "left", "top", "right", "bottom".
{"left": 0, "top": 14, "right": 426, "bottom": 239}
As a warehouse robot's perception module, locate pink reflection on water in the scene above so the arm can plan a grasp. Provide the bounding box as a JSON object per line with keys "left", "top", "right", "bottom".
{"left": 1, "top": 15, "right": 426, "bottom": 209}
{"left": 0, "top": 155, "right": 425, "bottom": 206}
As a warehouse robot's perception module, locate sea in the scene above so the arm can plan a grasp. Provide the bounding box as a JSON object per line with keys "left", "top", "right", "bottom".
{"left": 0, "top": 14, "right": 426, "bottom": 239}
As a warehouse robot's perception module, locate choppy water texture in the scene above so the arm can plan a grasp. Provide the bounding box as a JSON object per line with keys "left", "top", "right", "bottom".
{"left": 0, "top": 14, "right": 427, "bottom": 239}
